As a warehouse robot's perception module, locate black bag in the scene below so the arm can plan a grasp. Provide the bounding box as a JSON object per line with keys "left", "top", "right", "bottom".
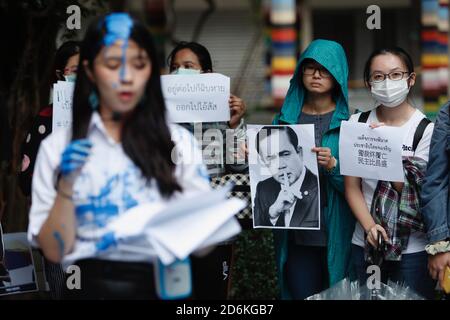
{"left": 366, "top": 231, "right": 388, "bottom": 266}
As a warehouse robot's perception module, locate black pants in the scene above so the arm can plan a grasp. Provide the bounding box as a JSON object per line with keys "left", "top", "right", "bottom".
{"left": 191, "top": 244, "right": 233, "bottom": 299}
{"left": 43, "top": 258, "right": 66, "bottom": 299}
{"left": 63, "top": 259, "right": 159, "bottom": 300}
{"left": 285, "top": 244, "right": 329, "bottom": 300}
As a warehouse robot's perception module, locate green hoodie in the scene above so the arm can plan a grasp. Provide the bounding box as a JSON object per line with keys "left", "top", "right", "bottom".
{"left": 272, "top": 39, "right": 355, "bottom": 299}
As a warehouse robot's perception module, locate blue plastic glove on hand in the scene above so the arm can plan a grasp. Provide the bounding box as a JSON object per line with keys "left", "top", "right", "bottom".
{"left": 60, "top": 139, "right": 92, "bottom": 177}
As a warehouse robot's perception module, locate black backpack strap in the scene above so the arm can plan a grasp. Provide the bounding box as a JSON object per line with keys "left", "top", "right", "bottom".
{"left": 412, "top": 117, "right": 431, "bottom": 153}
{"left": 358, "top": 111, "right": 371, "bottom": 123}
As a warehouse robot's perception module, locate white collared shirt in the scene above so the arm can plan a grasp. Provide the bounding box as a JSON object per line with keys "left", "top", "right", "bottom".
{"left": 270, "top": 166, "right": 307, "bottom": 227}
{"left": 28, "top": 112, "right": 211, "bottom": 262}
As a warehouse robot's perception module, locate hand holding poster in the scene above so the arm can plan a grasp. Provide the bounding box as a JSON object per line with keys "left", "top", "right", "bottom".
{"left": 247, "top": 124, "right": 320, "bottom": 230}
{"left": 52, "top": 81, "right": 74, "bottom": 132}
{"left": 339, "top": 121, "right": 404, "bottom": 182}
{"left": 161, "top": 73, "right": 230, "bottom": 123}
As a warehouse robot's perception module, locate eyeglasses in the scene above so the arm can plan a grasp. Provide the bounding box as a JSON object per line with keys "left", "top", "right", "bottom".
{"left": 302, "top": 65, "right": 332, "bottom": 78}
{"left": 369, "top": 71, "right": 410, "bottom": 83}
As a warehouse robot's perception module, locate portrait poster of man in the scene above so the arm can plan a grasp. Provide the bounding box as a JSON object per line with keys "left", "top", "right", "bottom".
{"left": 248, "top": 125, "right": 320, "bottom": 230}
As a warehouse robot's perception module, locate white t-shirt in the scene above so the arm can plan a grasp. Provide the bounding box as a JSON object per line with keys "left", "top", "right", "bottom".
{"left": 349, "top": 109, "right": 434, "bottom": 254}
{"left": 28, "top": 112, "right": 211, "bottom": 262}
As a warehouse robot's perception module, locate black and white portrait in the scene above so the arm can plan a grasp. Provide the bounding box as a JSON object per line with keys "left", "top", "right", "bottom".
{"left": 248, "top": 125, "right": 320, "bottom": 230}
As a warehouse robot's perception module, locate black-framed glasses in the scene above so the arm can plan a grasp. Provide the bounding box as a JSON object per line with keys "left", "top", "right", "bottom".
{"left": 302, "top": 65, "right": 332, "bottom": 78}
{"left": 369, "top": 71, "right": 410, "bottom": 83}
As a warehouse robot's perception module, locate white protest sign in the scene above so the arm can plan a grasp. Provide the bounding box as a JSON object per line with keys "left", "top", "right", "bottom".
{"left": 161, "top": 73, "right": 230, "bottom": 123}
{"left": 339, "top": 121, "right": 405, "bottom": 182}
{"left": 52, "top": 81, "right": 74, "bottom": 131}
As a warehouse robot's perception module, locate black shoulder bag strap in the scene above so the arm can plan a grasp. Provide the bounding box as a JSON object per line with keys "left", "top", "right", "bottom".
{"left": 358, "top": 111, "right": 371, "bottom": 123}
{"left": 412, "top": 117, "right": 431, "bottom": 153}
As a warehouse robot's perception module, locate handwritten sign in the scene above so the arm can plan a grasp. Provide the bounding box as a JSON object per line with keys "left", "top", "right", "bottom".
{"left": 161, "top": 73, "right": 230, "bottom": 123}
{"left": 52, "top": 81, "right": 74, "bottom": 131}
{"left": 339, "top": 121, "right": 405, "bottom": 182}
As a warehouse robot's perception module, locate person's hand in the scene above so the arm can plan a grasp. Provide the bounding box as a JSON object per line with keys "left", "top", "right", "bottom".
{"left": 428, "top": 251, "right": 450, "bottom": 289}
{"left": 268, "top": 188, "right": 295, "bottom": 219}
{"left": 229, "top": 94, "right": 246, "bottom": 129}
{"left": 232, "top": 141, "right": 248, "bottom": 163}
{"left": 312, "top": 147, "right": 335, "bottom": 170}
{"left": 366, "top": 224, "right": 390, "bottom": 248}
{"left": 60, "top": 139, "right": 92, "bottom": 183}
{"left": 369, "top": 122, "right": 385, "bottom": 129}
{"left": 242, "top": 142, "right": 248, "bottom": 160}
{"left": 390, "top": 181, "right": 404, "bottom": 193}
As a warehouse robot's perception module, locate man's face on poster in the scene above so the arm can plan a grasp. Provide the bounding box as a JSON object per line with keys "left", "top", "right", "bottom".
{"left": 258, "top": 130, "right": 304, "bottom": 186}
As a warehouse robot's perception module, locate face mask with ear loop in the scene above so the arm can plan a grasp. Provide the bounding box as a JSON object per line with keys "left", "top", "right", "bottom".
{"left": 370, "top": 76, "right": 412, "bottom": 108}
{"left": 171, "top": 67, "right": 201, "bottom": 75}
{"left": 64, "top": 74, "right": 77, "bottom": 82}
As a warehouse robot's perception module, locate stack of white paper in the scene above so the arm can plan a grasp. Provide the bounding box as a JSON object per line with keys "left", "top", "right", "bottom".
{"left": 63, "top": 186, "right": 244, "bottom": 266}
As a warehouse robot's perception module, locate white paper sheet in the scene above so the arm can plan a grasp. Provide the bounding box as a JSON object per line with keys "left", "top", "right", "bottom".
{"left": 52, "top": 81, "right": 74, "bottom": 132}
{"left": 161, "top": 73, "right": 230, "bottom": 123}
{"left": 339, "top": 121, "right": 405, "bottom": 182}
{"left": 247, "top": 124, "right": 321, "bottom": 230}
{"left": 147, "top": 198, "right": 245, "bottom": 263}
{"left": 63, "top": 186, "right": 244, "bottom": 266}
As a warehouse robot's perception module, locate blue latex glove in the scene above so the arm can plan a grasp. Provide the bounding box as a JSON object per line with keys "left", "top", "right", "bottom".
{"left": 60, "top": 139, "right": 92, "bottom": 177}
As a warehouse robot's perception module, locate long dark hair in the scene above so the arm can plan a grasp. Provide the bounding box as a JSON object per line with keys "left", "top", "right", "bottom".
{"left": 72, "top": 14, "right": 182, "bottom": 197}
{"left": 363, "top": 47, "right": 414, "bottom": 88}
{"left": 167, "top": 41, "right": 213, "bottom": 73}
{"left": 54, "top": 41, "right": 81, "bottom": 82}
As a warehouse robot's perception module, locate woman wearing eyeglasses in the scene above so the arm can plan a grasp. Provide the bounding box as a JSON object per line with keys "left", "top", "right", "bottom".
{"left": 344, "top": 47, "right": 435, "bottom": 299}
{"left": 272, "top": 39, "right": 355, "bottom": 299}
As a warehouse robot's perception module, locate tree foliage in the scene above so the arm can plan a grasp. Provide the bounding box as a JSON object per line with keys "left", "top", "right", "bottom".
{"left": 0, "top": 0, "right": 107, "bottom": 231}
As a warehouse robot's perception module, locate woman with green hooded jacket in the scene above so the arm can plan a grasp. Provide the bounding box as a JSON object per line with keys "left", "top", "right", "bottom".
{"left": 272, "top": 39, "right": 355, "bottom": 299}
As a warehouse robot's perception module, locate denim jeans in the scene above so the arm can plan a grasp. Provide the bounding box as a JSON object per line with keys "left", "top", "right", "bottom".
{"left": 352, "top": 244, "right": 436, "bottom": 299}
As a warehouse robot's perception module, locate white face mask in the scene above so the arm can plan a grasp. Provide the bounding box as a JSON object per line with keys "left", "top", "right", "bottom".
{"left": 171, "top": 67, "right": 201, "bottom": 75}
{"left": 64, "top": 74, "right": 77, "bottom": 82}
{"left": 370, "top": 78, "right": 410, "bottom": 108}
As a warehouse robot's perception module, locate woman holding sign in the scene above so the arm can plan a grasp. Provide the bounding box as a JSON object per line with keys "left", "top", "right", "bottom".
{"left": 344, "top": 47, "right": 435, "bottom": 299}
{"left": 272, "top": 39, "right": 355, "bottom": 299}
{"left": 167, "top": 41, "right": 248, "bottom": 299}
{"left": 167, "top": 41, "right": 247, "bottom": 177}
{"left": 20, "top": 40, "right": 81, "bottom": 198}
{"left": 28, "top": 13, "right": 211, "bottom": 299}
{"left": 19, "top": 40, "right": 81, "bottom": 299}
